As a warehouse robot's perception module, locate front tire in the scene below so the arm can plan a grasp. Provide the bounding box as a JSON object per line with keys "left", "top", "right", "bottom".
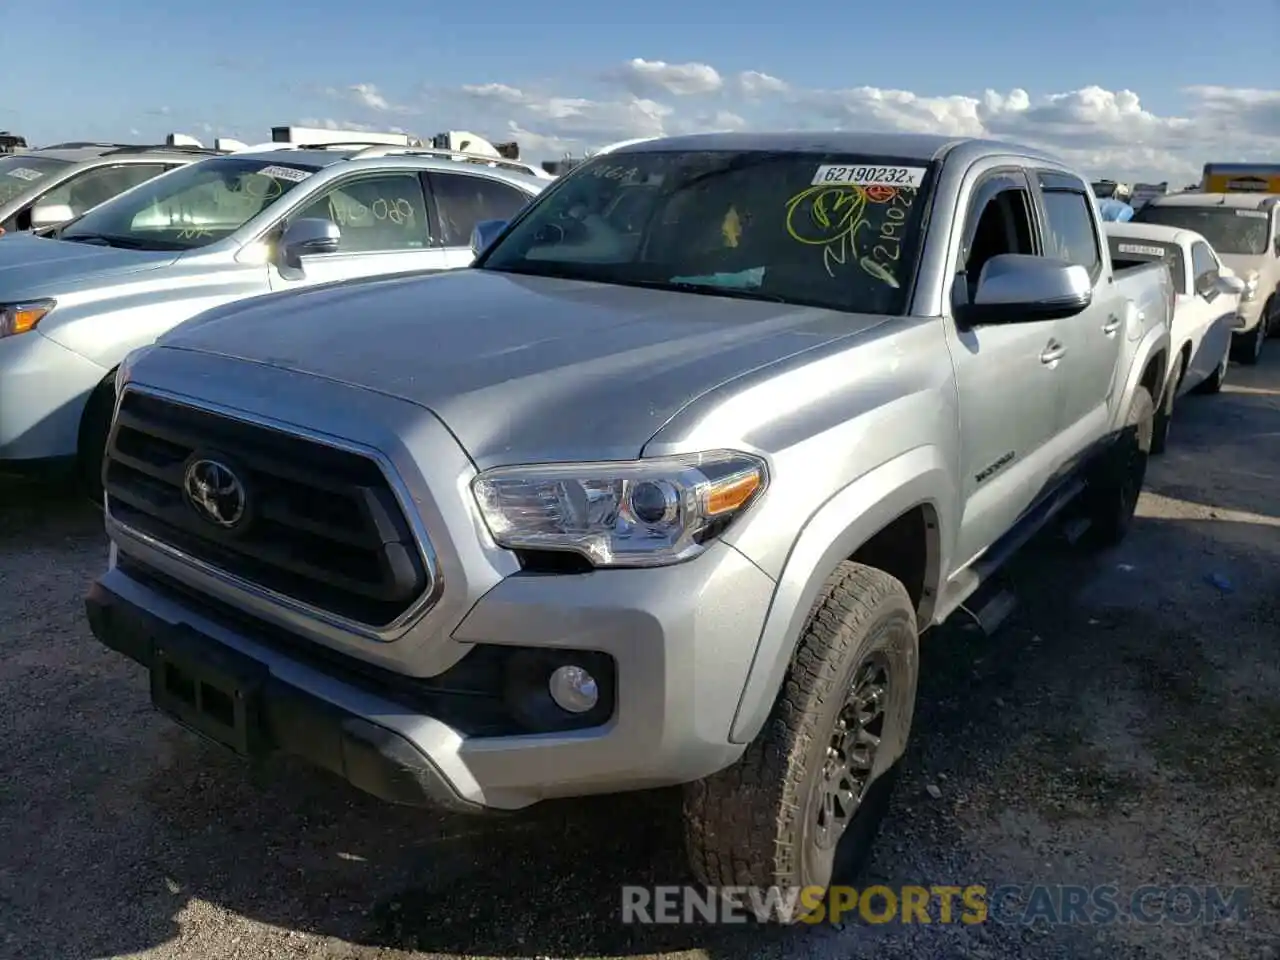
{"left": 683, "top": 562, "right": 919, "bottom": 922}
{"left": 1083, "top": 385, "right": 1154, "bottom": 549}
{"left": 1193, "top": 341, "right": 1229, "bottom": 395}
{"left": 1265, "top": 297, "right": 1278, "bottom": 340}
{"left": 77, "top": 377, "right": 115, "bottom": 507}
{"left": 1233, "top": 311, "right": 1266, "bottom": 366}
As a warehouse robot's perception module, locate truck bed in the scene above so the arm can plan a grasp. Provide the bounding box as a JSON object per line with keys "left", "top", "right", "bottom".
{"left": 1111, "top": 259, "right": 1175, "bottom": 382}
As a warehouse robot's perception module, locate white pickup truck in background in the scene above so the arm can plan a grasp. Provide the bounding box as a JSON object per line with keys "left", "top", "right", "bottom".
{"left": 1106, "top": 221, "right": 1246, "bottom": 451}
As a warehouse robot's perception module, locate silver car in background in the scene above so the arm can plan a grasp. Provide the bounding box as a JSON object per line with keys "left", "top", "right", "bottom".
{"left": 0, "top": 143, "right": 222, "bottom": 235}
{"left": 0, "top": 144, "right": 549, "bottom": 493}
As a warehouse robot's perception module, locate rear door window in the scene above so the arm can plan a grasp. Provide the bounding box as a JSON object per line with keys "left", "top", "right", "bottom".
{"left": 429, "top": 172, "right": 531, "bottom": 246}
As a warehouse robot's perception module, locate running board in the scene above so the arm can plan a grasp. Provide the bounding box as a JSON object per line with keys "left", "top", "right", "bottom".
{"left": 969, "top": 588, "right": 1018, "bottom": 635}
{"left": 936, "top": 477, "right": 1088, "bottom": 624}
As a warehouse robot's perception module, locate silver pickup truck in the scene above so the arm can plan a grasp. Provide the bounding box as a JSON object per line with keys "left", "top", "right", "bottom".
{"left": 0, "top": 145, "right": 548, "bottom": 494}
{"left": 87, "top": 132, "right": 1172, "bottom": 919}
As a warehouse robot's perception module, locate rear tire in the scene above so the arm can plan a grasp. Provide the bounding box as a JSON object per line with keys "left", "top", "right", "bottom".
{"left": 1083, "top": 385, "right": 1154, "bottom": 549}
{"left": 77, "top": 377, "right": 115, "bottom": 507}
{"left": 1150, "top": 366, "right": 1179, "bottom": 455}
{"left": 683, "top": 562, "right": 919, "bottom": 923}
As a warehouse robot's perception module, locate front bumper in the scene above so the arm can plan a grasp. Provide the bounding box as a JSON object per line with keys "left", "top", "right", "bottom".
{"left": 87, "top": 536, "right": 775, "bottom": 811}
{"left": 86, "top": 575, "right": 480, "bottom": 813}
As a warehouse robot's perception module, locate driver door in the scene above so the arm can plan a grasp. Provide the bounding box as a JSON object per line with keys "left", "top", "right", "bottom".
{"left": 945, "top": 166, "right": 1067, "bottom": 568}
{"left": 268, "top": 171, "right": 448, "bottom": 289}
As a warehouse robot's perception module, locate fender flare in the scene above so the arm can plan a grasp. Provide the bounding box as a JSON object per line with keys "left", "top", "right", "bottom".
{"left": 1115, "top": 321, "right": 1170, "bottom": 431}
{"left": 728, "top": 444, "right": 951, "bottom": 745}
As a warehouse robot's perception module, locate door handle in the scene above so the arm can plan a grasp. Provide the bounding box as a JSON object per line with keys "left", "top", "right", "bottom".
{"left": 1040, "top": 340, "right": 1067, "bottom": 364}
{"left": 1103, "top": 315, "right": 1122, "bottom": 335}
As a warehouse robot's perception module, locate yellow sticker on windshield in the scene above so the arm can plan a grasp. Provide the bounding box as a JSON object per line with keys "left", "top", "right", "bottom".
{"left": 722, "top": 206, "right": 742, "bottom": 248}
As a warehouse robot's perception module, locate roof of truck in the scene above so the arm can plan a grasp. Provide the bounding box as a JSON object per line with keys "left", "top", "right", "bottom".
{"left": 1146, "top": 191, "right": 1279, "bottom": 210}
{"left": 605, "top": 131, "right": 1068, "bottom": 166}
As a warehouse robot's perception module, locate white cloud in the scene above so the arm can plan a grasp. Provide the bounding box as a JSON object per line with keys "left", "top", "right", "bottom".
{"left": 324, "top": 82, "right": 416, "bottom": 115}
{"left": 461, "top": 83, "right": 528, "bottom": 105}
{"left": 350, "top": 83, "right": 390, "bottom": 111}
{"left": 297, "top": 118, "right": 381, "bottom": 133}
{"left": 611, "top": 58, "right": 723, "bottom": 97}
{"left": 738, "top": 71, "right": 788, "bottom": 97}
{"left": 278, "top": 59, "right": 1280, "bottom": 180}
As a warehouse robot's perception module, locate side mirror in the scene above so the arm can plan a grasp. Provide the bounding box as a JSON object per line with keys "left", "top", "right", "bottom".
{"left": 30, "top": 203, "right": 75, "bottom": 230}
{"left": 470, "top": 218, "right": 508, "bottom": 258}
{"left": 959, "top": 253, "right": 1093, "bottom": 325}
{"left": 280, "top": 217, "right": 340, "bottom": 269}
{"left": 1216, "top": 274, "right": 1246, "bottom": 296}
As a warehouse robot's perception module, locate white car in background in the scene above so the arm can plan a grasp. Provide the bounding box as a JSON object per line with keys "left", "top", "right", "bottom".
{"left": 1106, "top": 221, "right": 1246, "bottom": 452}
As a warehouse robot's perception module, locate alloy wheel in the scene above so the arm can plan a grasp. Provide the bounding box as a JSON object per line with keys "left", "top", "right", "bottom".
{"left": 815, "top": 657, "right": 890, "bottom": 850}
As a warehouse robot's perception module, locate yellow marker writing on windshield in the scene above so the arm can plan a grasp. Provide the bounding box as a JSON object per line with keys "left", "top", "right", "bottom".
{"left": 722, "top": 206, "right": 742, "bottom": 248}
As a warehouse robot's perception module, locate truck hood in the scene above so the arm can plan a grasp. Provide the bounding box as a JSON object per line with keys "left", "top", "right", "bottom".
{"left": 158, "top": 268, "right": 890, "bottom": 467}
{"left": 0, "top": 232, "right": 178, "bottom": 295}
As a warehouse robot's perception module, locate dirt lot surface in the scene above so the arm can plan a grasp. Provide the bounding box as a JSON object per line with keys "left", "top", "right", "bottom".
{"left": 2, "top": 353, "right": 1278, "bottom": 960}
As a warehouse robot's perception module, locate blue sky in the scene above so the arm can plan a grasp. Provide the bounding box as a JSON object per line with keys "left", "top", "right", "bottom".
{"left": 6, "top": 0, "right": 1279, "bottom": 181}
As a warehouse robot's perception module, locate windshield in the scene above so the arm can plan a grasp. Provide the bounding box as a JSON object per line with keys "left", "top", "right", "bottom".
{"left": 1132, "top": 205, "right": 1270, "bottom": 255}
{"left": 0, "top": 155, "right": 71, "bottom": 204}
{"left": 479, "top": 150, "right": 936, "bottom": 315}
{"left": 59, "top": 156, "right": 320, "bottom": 251}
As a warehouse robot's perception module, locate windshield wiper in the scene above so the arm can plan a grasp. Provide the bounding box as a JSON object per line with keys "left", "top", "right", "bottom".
{"left": 61, "top": 233, "right": 172, "bottom": 250}
{"left": 620, "top": 278, "right": 792, "bottom": 304}
{"left": 61, "top": 233, "right": 114, "bottom": 246}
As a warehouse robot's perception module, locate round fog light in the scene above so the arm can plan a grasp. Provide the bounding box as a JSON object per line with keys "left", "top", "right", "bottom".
{"left": 548, "top": 665, "right": 599, "bottom": 713}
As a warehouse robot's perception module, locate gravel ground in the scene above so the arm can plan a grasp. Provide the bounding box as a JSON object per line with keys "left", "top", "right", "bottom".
{"left": 2, "top": 352, "right": 1278, "bottom": 960}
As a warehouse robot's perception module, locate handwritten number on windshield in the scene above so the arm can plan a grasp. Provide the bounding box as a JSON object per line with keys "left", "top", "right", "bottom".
{"left": 784, "top": 185, "right": 869, "bottom": 278}
{"left": 868, "top": 190, "right": 913, "bottom": 286}
{"left": 784, "top": 184, "right": 914, "bottom": 287}
{"left": 588, "top": 165, "right": 640, "bottom": 181}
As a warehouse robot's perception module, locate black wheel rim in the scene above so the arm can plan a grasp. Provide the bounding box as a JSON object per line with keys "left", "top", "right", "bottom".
{"left": 814, "top": 656, "right": 889, "bottom": 851}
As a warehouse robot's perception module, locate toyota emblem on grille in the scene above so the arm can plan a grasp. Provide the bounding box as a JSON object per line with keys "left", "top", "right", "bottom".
{"left": 183, "top": 458, "right": 247, "bottom": 528}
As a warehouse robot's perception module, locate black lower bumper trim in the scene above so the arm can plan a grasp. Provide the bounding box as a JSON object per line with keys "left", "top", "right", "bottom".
{"left": 85, "top": 579, "right": 482, "bottom": 814}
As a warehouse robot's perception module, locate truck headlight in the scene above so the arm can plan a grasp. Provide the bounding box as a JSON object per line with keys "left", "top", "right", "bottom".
{"left": 472, "top": 450, "right": 767, "bottom": 567}
{"left": 0, "top": 299, "right": 55, "bottom": 339}
{"left": 1241, "top": 271, "right": 1259, "bottom": 302}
